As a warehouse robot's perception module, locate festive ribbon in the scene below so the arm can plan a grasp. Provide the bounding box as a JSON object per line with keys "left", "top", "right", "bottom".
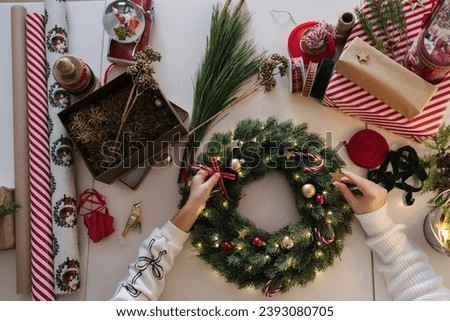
{"left": 294, "top": 152, "right": 324, "bottom": 172}
{"left": 288, "top": 57, "right": 304, "bottom": 94}
{"left": 301, "top": 61, "right": 318, "bottom": 97}
{"left": 314, "top": 226, "right": 335, "bottom": 245}
{"left": 26, "top": 13, "right": 55, "bottom": 301}
{"left": 45, "top": 0, "right": 81, "bottom": 295}
{"left": 367, "top": 145, "right": 428, "bottom": 206}
{"left": 191, "top": 157, "right": 238, "bottom": 202}
{"left": 77, "top": 189, "right": 115, "bottom": 243}
{"left": 310, "top": 58, "right": 335, "bottom": 99}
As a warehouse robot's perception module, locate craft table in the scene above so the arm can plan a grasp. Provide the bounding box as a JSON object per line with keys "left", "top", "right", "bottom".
{"left": 0, "top": 0, "right": 449, "bottom": 301}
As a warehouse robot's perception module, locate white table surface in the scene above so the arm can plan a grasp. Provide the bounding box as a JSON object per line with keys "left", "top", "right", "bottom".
{"left": 0, "top": 0, "right": 449, "bottom": 301}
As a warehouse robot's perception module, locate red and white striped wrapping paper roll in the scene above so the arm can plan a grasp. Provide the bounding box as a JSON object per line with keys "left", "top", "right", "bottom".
{"left": 323, "top": 0, "right": 450, "bottom": 142}
{"left": 26, "top": 13, "right": 56, "bottom": 301}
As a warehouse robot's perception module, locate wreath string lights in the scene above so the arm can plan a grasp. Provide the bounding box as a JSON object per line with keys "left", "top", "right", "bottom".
{"left": 179, "top": 117, "right": 353, "bottom": 296}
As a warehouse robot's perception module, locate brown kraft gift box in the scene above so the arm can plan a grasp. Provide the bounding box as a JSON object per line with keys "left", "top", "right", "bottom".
{"left": 336, "top": 37, "right": 437, "bottom": 119}
{"left": 58, "top": 73, "right": 189, "bottom": 184}
{"left": 0, "top": 187, "right": 15, "bottom": 251}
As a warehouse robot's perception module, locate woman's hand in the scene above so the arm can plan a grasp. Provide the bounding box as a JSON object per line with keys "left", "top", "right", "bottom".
{"left": 333, "top": 169, "right": 387, "bottom": 214}
{"left": 184, "top": 170, "right": 220, "bottom": 215}
{"left": 171, "top": 170, "right": 220, "bottom": 233}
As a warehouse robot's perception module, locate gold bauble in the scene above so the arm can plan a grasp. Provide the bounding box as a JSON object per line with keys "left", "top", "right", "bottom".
{"left": 282, "top": 236, "right": 294, "bottom": 249}
{"left": 230, "top": 158, "right": 242, "bottom": 172}
{"left": 301, "top": 183, "right": 316, "bottom": 198}
{"left": 154, "top": 98, "right": 163, "bottom": 108}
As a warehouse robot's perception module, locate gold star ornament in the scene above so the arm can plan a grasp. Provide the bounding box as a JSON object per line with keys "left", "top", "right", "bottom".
{"left": 330, "top": 171, "right": 345, "bottom": 183}
{"left": 283, "top": 149, "right": 295, "bottom": 160}
{"left": 238, "top": 229, "right": 248, "bottom": 239}
{"left": 405, "top": 0, "right": 424, "bottom": 11}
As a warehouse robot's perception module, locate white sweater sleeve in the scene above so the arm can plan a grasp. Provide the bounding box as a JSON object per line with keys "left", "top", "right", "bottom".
{"left": 111, "top": 220, "right": 189, "bottom": 301}
{"left": 356, "top": 204, "right": 450, "bottom": 301}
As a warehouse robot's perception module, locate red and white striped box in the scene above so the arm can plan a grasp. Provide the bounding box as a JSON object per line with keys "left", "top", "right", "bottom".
{"left": 322, "top": 0, "right": 450, "bottom": 142}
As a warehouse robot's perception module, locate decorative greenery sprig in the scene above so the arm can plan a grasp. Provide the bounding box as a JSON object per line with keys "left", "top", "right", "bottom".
{"left": 0, "top": 199, "right": 21, "bottom": 218}
{"left": 355, "top": 0, "right": 407, "bottom": 60}
{"left": 116, "top": 46, "right": 161, "bottom": 141}
{"left": 188, "top": 53, "right": 288, "bottom": 134}
{"left": 179, "top": 0, "right": 264, "bottom": 178}
{"left": 421, "top": 123, "right": 450, "bottom": 221}
{"left": 180, "top": 1, "right": 289, "bottom": 180}
{"left": 421, "top": 123, "right": 450, "bottom": 193}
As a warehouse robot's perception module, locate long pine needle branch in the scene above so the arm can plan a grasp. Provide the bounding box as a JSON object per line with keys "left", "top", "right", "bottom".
{"left": 181, "top": 0, "right": 263, "bottom": 172}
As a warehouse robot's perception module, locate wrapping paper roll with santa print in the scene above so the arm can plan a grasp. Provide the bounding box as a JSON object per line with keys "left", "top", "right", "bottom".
{"left": 404, "top": 0, "right": 450, "bottom": 82}
{"left": 45, "top": 0, "right": 81, "bottom": 296}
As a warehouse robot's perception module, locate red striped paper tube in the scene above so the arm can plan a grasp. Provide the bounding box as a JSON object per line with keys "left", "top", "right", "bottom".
{"left": 26, "top": 13, "right": 56, "bottom": 301}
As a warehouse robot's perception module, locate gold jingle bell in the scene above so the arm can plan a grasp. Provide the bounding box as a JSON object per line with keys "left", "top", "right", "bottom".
{"left": 301, "top": 183, "right": 316, "bottom": 198}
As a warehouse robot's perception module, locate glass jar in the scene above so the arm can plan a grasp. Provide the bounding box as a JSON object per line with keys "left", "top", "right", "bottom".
{"left": 423, "top": 190, "right": 450, "bottom": 256}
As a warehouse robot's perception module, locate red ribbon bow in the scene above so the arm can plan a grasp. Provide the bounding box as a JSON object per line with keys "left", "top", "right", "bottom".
{"left": 192, "top": 157, "right": 238, "bottom": 202}
{"left": 77, "top": 189, "right": 115, "bottom": 242}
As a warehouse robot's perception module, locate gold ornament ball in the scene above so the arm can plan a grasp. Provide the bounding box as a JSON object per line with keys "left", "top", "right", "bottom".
{"left": 230, "top": 158, "right": 243, "bottom": 172}
{"left": 154, "top": 98, "right": 163, "bottom": 108}
{"left": 282, "top": 236, "right": 294, "bottom": 249}
{"left": 301, "top": 183, "right": 316, "bottom": 198}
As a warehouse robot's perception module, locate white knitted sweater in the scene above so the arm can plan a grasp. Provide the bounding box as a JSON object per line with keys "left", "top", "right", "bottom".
{"left": 356, "top": 204, "right": 450, "bottom": 300}
{"left": 111, "top": 221, "right": 189, "bottom": 301}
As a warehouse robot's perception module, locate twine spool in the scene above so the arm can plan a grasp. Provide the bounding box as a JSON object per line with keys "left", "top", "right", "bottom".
{"left": 52, "top": 54, "right": 100, "bottom": 98}
{"left": 300, "top": 27, "right": 328, "bottom": 56}
{"left": 335, "top": 12, "right": 355, "bottom": 45}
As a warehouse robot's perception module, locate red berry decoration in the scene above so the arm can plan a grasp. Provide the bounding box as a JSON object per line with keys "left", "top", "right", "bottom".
{"left": 253, "top": 237, "right": 264, "bottom": 247}
{"left": 315, "top": 194, "right": 325, "bottom": 205}
{"left": 221, "top": 241, "right": 233, "bottom": 251}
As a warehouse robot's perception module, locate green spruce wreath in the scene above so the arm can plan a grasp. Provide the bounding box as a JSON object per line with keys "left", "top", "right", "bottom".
{"left": 179, "top": 117, "right": 354, "bottom": 296}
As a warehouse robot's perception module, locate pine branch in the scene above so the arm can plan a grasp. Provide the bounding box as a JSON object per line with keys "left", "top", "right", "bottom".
{"left": 0, "top": 200, "right": 21, "bottom": 218}
{"left": 179, "top": 1, "right": 264, "bottom": 180}
{"left": 354, "top": 0, "right": 407, "bottom": 59}
{"left": 420, "top": 123, "right": 450, "bottom": 199}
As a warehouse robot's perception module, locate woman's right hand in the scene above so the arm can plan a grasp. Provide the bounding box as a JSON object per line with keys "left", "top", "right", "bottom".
{"left": 333, "top": 169, "right": 387, "bottom": 215}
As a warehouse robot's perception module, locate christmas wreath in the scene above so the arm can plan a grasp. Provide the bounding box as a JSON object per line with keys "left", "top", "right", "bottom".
{"left": 179, "top": 118, "right": 353, "bottom": 296}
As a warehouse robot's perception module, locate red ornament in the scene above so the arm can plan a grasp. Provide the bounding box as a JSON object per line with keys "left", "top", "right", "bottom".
{"left": 253, "top": 237, "right": 264, "bottom": 247}
{"left": 315, "top": 194, "right": 325, "bottom": 205}
{"left": 221, "top": 241, "right": 233, "bottom": 251}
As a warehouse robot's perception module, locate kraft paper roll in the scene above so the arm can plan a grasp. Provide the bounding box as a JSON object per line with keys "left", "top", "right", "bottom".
{"left": 11, "top": 5, "right": 32, "bottom": 295}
